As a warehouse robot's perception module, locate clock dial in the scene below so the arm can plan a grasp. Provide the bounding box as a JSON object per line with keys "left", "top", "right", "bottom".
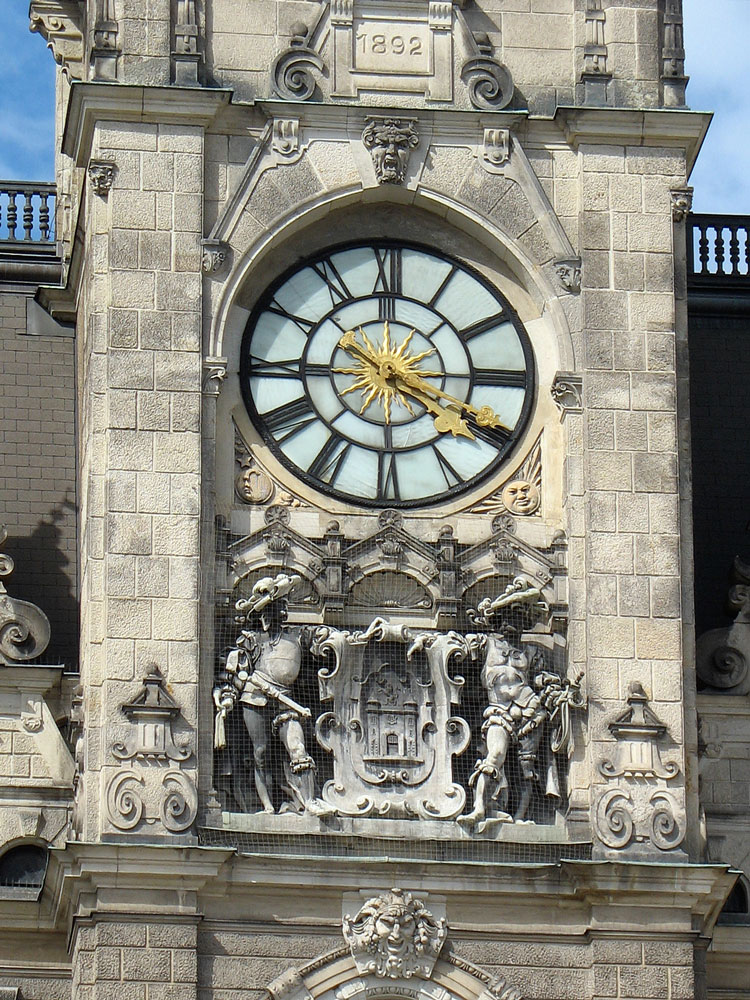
{"left": 240, "top": 243, "right": 535, "bottom": 507}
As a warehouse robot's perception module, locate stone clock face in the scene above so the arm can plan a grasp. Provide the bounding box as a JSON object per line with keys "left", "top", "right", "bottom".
{"left": 240, "top": 242, "right": 535, "bottom": 507}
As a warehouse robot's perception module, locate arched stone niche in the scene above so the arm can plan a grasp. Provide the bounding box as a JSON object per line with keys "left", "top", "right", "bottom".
{"left": 267, "top": 950, "right": 524, "bottom": 1000}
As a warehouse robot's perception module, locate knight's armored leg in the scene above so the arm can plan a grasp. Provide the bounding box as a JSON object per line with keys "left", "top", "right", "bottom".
{"left": 458, "top": 725, "right": 511, "bottom": 827}
{"left": 242, "top": 705, "right": 274, "bottom": 813}
{"left": 276, "top": 715, "right": 335, "bottom": 817}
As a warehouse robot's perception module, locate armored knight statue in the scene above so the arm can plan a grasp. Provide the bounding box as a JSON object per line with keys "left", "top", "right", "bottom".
{"left": 213, "top": 573, "right": 333, "bottom": 817}
{"left": 459, "top": 578, "right": 583, "bottom": 830}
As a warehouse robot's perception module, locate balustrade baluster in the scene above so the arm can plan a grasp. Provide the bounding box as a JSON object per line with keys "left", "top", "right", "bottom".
{"left": 714, "top": 226, "right": 725, "bottom": 275}
{"left": 6, "top": 190, "right": 18, "bottom": 240}
{"left": 698, "top": 224, "right": 709, "bottom": 275}
{"left": 22, "top": 191, "right": 34, "bottom": 241}
{"left": 39, "top": 193, "right": 50, "bottom": 242}
{"left": 729, "top": 225, "right": 740, "bottom": 276}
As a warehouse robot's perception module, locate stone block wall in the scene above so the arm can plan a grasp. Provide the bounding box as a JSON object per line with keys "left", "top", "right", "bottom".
{"left": 0, "top": 291, "right": 78, "bottom": 667}
{"left": 76, "top": 119, "right": 204, "bottom": 840}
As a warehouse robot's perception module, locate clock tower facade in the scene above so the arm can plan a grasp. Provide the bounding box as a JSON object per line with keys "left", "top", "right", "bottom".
{"left": 19, "top": 1, "right": 733, "bottom": 998}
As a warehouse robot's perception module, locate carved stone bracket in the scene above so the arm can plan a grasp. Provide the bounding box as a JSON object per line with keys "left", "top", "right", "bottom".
{"left": 480, "top": 127, "right": 511, "bottom": 174}
{"left": 88, "top": 159, "right": 117, "bottom": 197}
{"left": 271, "top": 22, "right": 326, "bottom": 101}
{"left": 670, "top": 186, "right": 693, "bottom": 223}
{"left": 697, "top": 555, "right": 750, "bottom": 694}
{"left": 201, "top": 238, "right": 231, "bottom": 277}
{"left": 342, "top": 888, "right": 447, "bottom": 978}
{"left": 554, "top": 258, "right": 582, "bottom": 294}
{"left": 0, "top": 526, "right": 51, "bottom": 664}
{"left": 550, "top": 372, "right": 583, "bottom": 417}
{"left": 594, "top": 683, "right": 685, "bottom": 855}
{"left": 29, "top": 0, "right": 85, "bottom": 80}
{"left": 272, "top": 118, "right": 302, "bottom": 162}
{"left": 459, "top": 31, "right": 514, "bottom": 111}
{"left": 202, "top": 356, "right": 228, "bottom": 395}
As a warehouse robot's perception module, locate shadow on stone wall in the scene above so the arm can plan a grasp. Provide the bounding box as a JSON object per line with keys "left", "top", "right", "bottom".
{"left": 4, "top": 496, "right": 79, "bottom": 669}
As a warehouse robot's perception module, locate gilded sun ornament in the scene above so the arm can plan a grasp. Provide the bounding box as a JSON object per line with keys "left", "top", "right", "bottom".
{"left": 335, "top": 321, "right": 507, "bottom": 440}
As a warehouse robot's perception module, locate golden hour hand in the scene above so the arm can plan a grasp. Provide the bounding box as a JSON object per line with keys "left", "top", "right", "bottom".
{"left": 334, "top": 322, "right": 508, "bottom": 440}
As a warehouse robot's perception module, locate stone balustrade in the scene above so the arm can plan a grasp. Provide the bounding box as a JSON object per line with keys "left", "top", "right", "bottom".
{"left": 0, "top": 181, "right": 55, "bottom": 244}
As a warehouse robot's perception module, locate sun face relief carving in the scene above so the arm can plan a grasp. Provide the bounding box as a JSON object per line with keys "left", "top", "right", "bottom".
{"left": 240, "top": 242, "right": 535, "bottom": 507}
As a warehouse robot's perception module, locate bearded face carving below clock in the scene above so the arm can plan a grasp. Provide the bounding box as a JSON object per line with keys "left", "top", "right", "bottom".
{"left": 240, "top": 242, "right": 535, "bottom": 507}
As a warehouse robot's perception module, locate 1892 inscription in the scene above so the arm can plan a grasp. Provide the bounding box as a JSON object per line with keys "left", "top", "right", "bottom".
{"left": 352, "top": 19, "right": 429, "bottom": 74}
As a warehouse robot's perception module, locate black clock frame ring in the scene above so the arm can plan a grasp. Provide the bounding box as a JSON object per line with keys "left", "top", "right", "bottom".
{"left": 239, "top": 240, "right": 537, "bottom": 509}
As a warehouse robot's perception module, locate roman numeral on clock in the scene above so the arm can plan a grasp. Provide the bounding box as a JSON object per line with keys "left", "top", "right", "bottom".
{"left": 434, "top": 448, "right": 462, "bottom": 488}
{"left": 472, "top": 368, "right": 527, "bottom": 388}
{"left": 377, "top": 451, "right": 400, "bottom": 502}
{"left": 267, "top": 301, "right": 316, "bottom": 336}
{"left": 460, "top": 314, "right": 506, "bottom": 341}
{"left": 307, "top": 434, "right": 350, "bottom": 483}
{"left": 311, "top": 259, "right": 352, "bottom": 307}
{"left": 262, "top": 398, "right": 317, "bottom": 442}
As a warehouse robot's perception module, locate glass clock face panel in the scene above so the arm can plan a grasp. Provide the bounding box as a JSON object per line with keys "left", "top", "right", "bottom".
{"left": 240, "top": 242, "right": 535, "bottom": 507}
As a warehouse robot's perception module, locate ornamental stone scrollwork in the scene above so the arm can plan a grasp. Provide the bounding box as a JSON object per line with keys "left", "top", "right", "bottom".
{"left": 0, "top": 526, "right": 51, "bottom": 664}
{"left": 201, "top": 239, "right": 231, "bottom": 277}
{"left": 271, "top": 22, "right": 326, "bottom": 101}
{"left": 554, "top": 258, "right": 582, "bottom": 294}
{"left": 594, "top": 683, "right": 685, "bottom": 855}
{"left": 29, "top": 0, "right": 85, "bottom": 80}
{"left": 105, "top": 666, "right": 197, "bottom": 835}
{"left": 459, "top": 32, "right": 514, "bottom": 111}
{"left": 670, "top": 186, "right": 693, "bottom": 222}
{"left": 342, "top": 888, "right": 447, "bottom": 979}
{"left": 213, "top": 574, "right": 335, "bottom": 817}
{"left": 697, "top": 555, "right": 750, "bottom": 694}
{"left": 87, "top": 159, "right": 117, "bottom": 197}
{"left": 202, "top": 356, "right": 228, "bottom": 395}
{"left": 469, "top": 436, "right": 542, "bottom": 517}
{"left": 550, "top": 372, "right": 583, "bottom": 417}
{"left": 362, "top": 118, "right": 420, "bottom": 185}
{"left": 235, "top": 447, "right": 274, "bottom": 505}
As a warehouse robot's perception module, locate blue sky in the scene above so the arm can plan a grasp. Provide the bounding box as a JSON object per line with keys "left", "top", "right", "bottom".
{"left": 0, "top": 1, "right": 747, "bottom": 213}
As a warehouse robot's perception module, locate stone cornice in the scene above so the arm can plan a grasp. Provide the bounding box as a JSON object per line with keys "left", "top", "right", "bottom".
{"left": 35, "top": 842, "right": 736, "bottom": 941}
{"left": 554, "top": 106, "right": 712, "bottom": 172}
{"left": 62, "top": 82, "right": 234, "bottom": 165}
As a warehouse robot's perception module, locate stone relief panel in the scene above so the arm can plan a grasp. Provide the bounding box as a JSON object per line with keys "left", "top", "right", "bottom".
{"left": 212, "top": 523, "right": 581, "bottom": 835}
{"left": 104, "top": 667, "right": 197, "bottom": 836}
{"left": 593, "top": 683, "right": 685, "bottom": 856}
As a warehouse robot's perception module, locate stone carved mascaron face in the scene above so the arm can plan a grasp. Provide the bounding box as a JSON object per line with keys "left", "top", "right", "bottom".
{"left": 343, "top": 888, "right": 447, "bottom": 979}
{"left": 362, "top": 118, "right": 419, "bottom": 184}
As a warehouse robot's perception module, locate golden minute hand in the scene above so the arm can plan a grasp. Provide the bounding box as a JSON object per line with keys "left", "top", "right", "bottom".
{"left": 398, "top": 370, "right": 510, "bottom": 432}
{"left": 394, "top": 380, "right": 475, "bottom": 439}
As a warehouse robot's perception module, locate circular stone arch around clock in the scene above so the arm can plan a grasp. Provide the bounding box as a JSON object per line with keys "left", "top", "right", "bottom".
{"left": 265, "top": 950, "right": 524, "bottom": 1000}
{"left": 209, "top": 186, "right": 576, "bottom": 377}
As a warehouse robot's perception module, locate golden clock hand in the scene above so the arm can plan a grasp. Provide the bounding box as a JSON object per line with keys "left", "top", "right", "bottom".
{"left": 398, "top": 369, "right": 510, "bottom": 431}
{"left": 386, "top": 377, "right": 475, "bottom": 440}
